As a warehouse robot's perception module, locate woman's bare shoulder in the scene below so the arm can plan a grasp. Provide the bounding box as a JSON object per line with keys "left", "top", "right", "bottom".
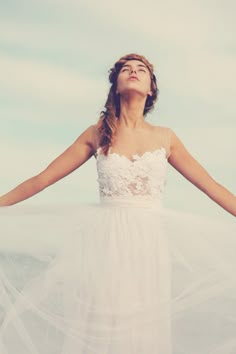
{"left": 75, "top": 123, "right": 100, "bottom": 152}
{"left": 146, "top": 122, "right": 173, "bottom": 135}
{"left": 84, "top": 123, "right": 100, "bottom": 137}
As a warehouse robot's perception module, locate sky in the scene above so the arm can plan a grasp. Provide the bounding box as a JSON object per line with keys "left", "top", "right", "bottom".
{"left": 0, "top": 0, "right": 235, "bottom": 221}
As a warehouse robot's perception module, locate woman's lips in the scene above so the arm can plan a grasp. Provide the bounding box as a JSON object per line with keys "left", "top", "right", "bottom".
{"left": 128, "top": 76, "right": 139, "bottom": 81}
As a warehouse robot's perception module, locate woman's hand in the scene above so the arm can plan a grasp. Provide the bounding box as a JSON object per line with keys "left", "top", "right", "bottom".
{"left": 168, "top": 130, "right": 236, "bottom": 217}
{"left": 0, "top": 125, "right": 98, "bottom": 206}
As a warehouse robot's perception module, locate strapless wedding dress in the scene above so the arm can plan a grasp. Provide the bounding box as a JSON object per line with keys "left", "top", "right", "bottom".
{"left": 0, "top": 142, "right": 236, "bottom": 354}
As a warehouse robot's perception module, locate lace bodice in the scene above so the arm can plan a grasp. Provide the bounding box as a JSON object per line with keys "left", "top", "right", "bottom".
{"left": 95, "top": 147, "right": 168, "bottom": 203}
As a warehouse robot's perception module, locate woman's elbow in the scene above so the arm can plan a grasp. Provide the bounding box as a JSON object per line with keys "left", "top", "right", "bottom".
{"left": 34, "top": 173, "right": 51, "bottom": 191}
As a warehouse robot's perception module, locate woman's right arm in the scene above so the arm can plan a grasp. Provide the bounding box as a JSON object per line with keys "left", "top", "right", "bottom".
{"left": 0, "top": 124, "right": 99, "bottom": 206}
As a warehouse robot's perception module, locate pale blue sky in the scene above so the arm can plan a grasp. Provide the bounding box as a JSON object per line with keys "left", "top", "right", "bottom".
{"left": 0, "top": 0, "right": 235, "bottom": 220}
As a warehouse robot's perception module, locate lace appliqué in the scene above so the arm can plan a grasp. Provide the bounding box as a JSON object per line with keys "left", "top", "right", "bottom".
{"left": 95, "top": 148, "right": 168, "bottom": 202}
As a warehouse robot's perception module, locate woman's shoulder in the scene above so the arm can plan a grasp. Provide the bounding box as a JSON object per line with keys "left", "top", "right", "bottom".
{"left": 147, "top": 123, "right": 174, "bottom": 136}
{"left": 147, "top": 124, "right": 178, "bottom": 158}
{"left": 76, "top": 124, "right": 100, "bottom": 152}
{"left": 86, "top": 123, "right": 100, "bottom": 135}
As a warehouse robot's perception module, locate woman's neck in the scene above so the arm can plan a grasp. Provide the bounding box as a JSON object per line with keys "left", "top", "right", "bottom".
{"left": 118, "top": 97, "right": 146, "bottom": 129}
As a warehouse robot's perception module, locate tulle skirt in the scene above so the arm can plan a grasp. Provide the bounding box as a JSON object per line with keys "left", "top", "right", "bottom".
{"left": 0, "top": 199, "right": 236, "bottom": 354}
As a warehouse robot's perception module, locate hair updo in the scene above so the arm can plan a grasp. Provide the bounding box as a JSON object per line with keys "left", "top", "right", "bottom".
{"left": 97, "top": 53, "right": 159, "bottom": 155}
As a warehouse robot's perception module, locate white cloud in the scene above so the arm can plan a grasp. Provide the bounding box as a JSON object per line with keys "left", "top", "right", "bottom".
{"left": 161, "top": 50, "right": 236, "bottom": 113}
{"left": 0, "top": 20, "right": 77, "bottom": 51}
{"left": 50, "top": 0, "right": 235, "bottom": 47}
{"left": 0, "top": 54, "right": 107, "bottom": 106}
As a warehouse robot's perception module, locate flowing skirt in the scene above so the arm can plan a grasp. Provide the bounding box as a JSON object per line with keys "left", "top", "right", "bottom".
{"left": 0, "top": 200, "right": 236, "bottom": 354}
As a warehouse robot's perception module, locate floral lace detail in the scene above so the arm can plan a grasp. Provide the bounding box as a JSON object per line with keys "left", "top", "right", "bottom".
{"left": 95, "top": 147, "right": 168, "bottom": 202}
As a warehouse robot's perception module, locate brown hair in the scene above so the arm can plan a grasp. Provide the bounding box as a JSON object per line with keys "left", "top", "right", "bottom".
{"left": 97, "top": 53, "right": 159, "bottom": 155}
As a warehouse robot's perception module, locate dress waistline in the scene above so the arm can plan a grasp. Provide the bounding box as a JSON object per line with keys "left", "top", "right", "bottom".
{"left": 99, "top": 197, "right": 163, "bottom": 209}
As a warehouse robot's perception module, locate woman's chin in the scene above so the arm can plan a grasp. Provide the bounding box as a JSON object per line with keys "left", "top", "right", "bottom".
{"left": 119, "top": 87, "right": 148, "bottom": 100}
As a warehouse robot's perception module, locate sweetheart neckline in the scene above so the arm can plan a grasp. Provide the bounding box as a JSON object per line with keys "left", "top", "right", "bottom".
{"left": 96, "top": 147, "right": 167, "bottom": 163}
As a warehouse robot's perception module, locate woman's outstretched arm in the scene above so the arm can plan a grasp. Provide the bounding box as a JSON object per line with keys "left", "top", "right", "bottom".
{"left": 168, "top": 130, "right": 236, "bottom": 217}
{"left": 0, "top": 125, "right": 98, "bottom": 206}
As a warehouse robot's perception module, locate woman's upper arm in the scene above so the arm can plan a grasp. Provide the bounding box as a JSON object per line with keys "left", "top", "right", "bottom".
{"left": 168, "top": 129, "right": 217, "bottom": 194}
{"left": 38, "top": 124, "right": 99, "bottom": 188}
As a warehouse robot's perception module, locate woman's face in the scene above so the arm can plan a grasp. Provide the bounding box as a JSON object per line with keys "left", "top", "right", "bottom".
{"left": 116, "top": 60, "right": 153, "bottom": 98}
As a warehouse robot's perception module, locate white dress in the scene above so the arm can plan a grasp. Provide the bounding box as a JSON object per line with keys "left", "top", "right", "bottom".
{"left": 0, "top": 128, "right": 236, "bottom": 354}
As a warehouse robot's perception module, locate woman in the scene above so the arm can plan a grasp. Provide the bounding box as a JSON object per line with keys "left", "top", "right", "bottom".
{"left": 0, "top": 53, "right": 235, "bottom": 354}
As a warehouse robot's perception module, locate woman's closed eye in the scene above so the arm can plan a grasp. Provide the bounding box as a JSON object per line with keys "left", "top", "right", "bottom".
{"left": 120, "top": 68, "right": 146, "bottom": 73}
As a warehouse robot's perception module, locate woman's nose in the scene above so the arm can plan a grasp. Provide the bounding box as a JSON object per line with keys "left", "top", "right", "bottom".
{"left": 130, "top": 69, "right": 137, "bottom": 74}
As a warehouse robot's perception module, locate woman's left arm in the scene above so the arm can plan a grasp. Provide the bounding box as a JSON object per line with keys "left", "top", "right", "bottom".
{"left": 168, "top": 130, "right": 236, "bottom": 217}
